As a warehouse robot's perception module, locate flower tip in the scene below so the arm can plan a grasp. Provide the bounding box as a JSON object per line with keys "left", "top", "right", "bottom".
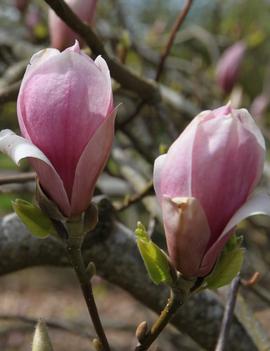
{"left": 69, "top": 40, "right": 81, "bottom": 53}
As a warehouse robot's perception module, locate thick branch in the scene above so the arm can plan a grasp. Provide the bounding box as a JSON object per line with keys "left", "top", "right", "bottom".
{"left": 0, "top": 199, "right": 259, "bottom": 351}
{"left": 44, "top": 0, "right": 160, "bottom": 102}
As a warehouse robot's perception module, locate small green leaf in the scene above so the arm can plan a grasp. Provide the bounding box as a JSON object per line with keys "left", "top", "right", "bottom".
{"left": 205, "top": 235, "right": 245, "bottom": 289}
{"left": 12, "top": 199, "right": 54, "bottom": 238}
{"left": 135, "top": 222, "right": 172, "bottom": 285}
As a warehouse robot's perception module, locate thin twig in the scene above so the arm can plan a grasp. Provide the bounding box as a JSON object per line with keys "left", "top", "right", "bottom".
{"left": 121, "top": 127, "right": 154, "bottom": 164}
{"left": 134, "top": 276, "right": 194, "bottom": 351}
{"left": 44, "top": 0, "right": 160, "bottom": 102}
{"left": 155, "top": 0, "right": 193, "bottom": 82}
{"left": 66, "top": 239, "right": 111, "bottom": 351}
{"left": 0, "top": 172, "right": 35, "bottom": 185}
{"left": 117, "top": 100, "right": 145, "bottom": 129}
{"left": 134, "top": 289, "right": 182, "bottom": 351}
{"left": 115, "top": 181, "right": 153, "bottom": 211}
{"left": 215, "top": 274, "right": 241, "bottom": 351}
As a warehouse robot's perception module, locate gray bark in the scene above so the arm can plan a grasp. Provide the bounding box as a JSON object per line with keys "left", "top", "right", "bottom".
{"left": 0, "top": 198, "right": 259, "bottom": 351}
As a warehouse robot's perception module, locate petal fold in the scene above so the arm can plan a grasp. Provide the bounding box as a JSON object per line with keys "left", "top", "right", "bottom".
{"left": 200, "top": 192, "right": 270, "bottom": 277}
{"left": 162, "top": 196, "right": 211, "bottom": 277}
{"left": 70, "top": 109, "right": 117, "bottom": 215}
{"left": 0, "top": 130, "right": 70, "bottom": 216}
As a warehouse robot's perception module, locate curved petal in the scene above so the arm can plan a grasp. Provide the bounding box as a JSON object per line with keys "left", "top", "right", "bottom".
{"left": 95, "top": 55, "right": 113, "bottom": 112}
{"left": 17, "top": 44, "right": 113, "bottom": 198}
{"left": 199, "top": 192, "right": 270, "bottom": 277}
{"left": 153, "top": 154, "right": 167, "bottom": 203}
{"left": 191, "top": 108, "right": 265, "bottom": 246}
{"left": 162, "top": 196, "right": 211, "bottom": 278}
{"left": 222, "top": 192, "right": 270, "bottom": 235}
{"left": 160, "top": 110, "right": 212, "bottom": 199}
{"left": 70, "top": 109, "right": 117, "bottom": 215}
{"left": 0, "top": 130, "right": 70, "bottom": 216}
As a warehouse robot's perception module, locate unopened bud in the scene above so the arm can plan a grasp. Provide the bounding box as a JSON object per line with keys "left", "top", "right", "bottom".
{"left": 32, "top": 319, "right": 54, "bottom": 351}
{"left": 92, "top": 338, "right": 103, "bottom": 351}
{"left": 135, "top": 321, "right": 148, "bottom": 343}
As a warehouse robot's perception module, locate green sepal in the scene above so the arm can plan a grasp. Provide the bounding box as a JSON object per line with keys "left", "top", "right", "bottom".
{"left": 135, "top": 222, "right": 172, "bottom": 285}
{"left": 12, "top": 199, "right": 55, "bottom": 238}
{"left": 205, "top": 234, "right": 244, "bottom": 289}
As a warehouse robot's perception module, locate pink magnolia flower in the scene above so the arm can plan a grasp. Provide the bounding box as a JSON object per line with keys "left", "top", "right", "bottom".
{"left": 216, "top": 41, "right": 246, "bottom": 94}
{"left": 0, "top": 42, "right": 115, "bottom": 218}
{"left": 154, "top": 104, "right": 270, "bottom": 278}
{"left": 49, "top": 0, "right": 98, "bottom": 50}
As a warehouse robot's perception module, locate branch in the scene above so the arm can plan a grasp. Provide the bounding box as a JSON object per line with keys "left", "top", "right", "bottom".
{"left": 0, "top": 198, "right": 261, "bottom": 351}
{"left": 0, "top": 81, "right": 21, "bottom": 104}
{"left": 0, "top": 172, "right": 35, "bottom": 185}
{"left": 155, "top": 0, "right": 193, "bottom": 81}
{"left": 44, "top": 0, "right": 160, "bottom": 102}
{"left": 215, "top": 274, "right": 241, "bottom": 351}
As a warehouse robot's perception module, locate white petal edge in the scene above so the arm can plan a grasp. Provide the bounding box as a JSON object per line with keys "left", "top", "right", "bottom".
{"left": 24, "top": 48, "right": 60, "bottom": 80}
{"left": 0, "top": 129, "right": 71, "bottom": 216}
{"left": 0, "top": 129, "right": 54, "bottom": 166}
{"left": 221, "top": 192, "right": 270, "bottom": 236}
{"left": 236, "top": 108, "right": 265, "bottom": 150}
{"left": 153, "top": 154, "right": 167, "bottom": 204}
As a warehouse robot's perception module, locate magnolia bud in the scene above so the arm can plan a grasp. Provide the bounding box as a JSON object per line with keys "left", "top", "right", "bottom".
{"left": 135, "top": 321, "right": 148, "bottom": 343}
{"left": 32, "top": 320, "right": 54, "bottom": 351}
{"left": 0, "top": 42, "right": 115, "bottom": 218}
{"left": 154, "top": 104, "right": 269, "bottom": 277}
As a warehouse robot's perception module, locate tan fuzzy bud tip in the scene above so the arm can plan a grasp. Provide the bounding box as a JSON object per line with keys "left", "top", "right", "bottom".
{"left": 32, "top": 319, "right": 54, "bottom": 351}
{"left": 92, "top": 338, "right": 103, "bottom": 351}
{"left": 135, "top": 321, "right": 148, "bottom": 343}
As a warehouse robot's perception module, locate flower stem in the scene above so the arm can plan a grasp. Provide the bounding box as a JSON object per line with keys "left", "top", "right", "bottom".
{"left": 66, "top": 238, "right": 110, "bottom": 351}
{"left": 134, "top": 289, "right": 182, "bottom": 351}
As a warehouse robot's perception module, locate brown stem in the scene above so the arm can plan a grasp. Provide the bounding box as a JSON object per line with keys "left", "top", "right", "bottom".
{"left": 44, "top": 0, "right": 160, "bottom": 102}
{"left": 66, "top": 238, "right": 110, "bottom": 351}
{"left": 155, "top": 0, "right": 193, "bottom": 82}
{"left": 134, "top": 289, "right": 182, "bottom": 351}
{"left": 0, "top": 172, "right": 35, "bottom": 185}
{"left": 215, "top": 274, "right": 241, "bottom": 351}
{"left": 116, "top": 181, "right": 153, "bottom": 211}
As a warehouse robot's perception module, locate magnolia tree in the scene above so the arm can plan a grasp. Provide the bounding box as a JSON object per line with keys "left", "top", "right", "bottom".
{"left": 0, "top": 0, "right": 270, "bottom": 350}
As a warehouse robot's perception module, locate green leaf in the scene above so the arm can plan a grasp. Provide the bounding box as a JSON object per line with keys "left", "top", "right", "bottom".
{"left": 205, "top": 235, "right": 245, "bottom": 289}
{"left": 135, "top": 222, "right": 172, "bottom": 285}
{"left": 12, "top": 199, "right": 54, "bottom": 238}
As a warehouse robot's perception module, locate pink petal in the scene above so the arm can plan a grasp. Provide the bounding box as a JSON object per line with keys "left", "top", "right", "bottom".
{"left": 190, "top": 108, "right": 265, "bottom": 246}
{"left": 162, "top": 196, "right": 211, "bottom": 277}
{"left": 160, "top": 110, "right": 212, "bottom": 199}
{"left": 199, "top": 192, "right": 270, "bottom": 276}
{"left": 0, "top": 130, "right": 70, "bottom": 216}
{"left": 70, "top": 109, "right": 117, "bottom": 215}
{"left": 153, "top": 154, "right": 167, "bottom": 203}
{"left": 17, "top": 45, "right": 112, "bottom": 199}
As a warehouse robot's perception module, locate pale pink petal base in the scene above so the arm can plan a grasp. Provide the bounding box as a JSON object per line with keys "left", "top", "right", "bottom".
{"left": 162, "top": 196, "right": 211, "bottom": 277}
{"left": 153, "top": 154, "right": 167, "bottom": 203}
{"left": 0, "top": 130, "right": 70, "bottom": 216}
{"left": 70, "top": 109, "right": 117, "bottom": 215}
{"left": 199, "top": 192, "right": 270, "bottom": 276}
